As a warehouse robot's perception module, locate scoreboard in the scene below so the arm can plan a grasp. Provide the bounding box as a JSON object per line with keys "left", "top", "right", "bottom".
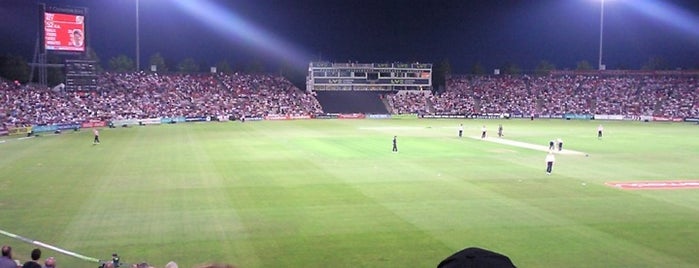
{"left": 307, "top": 62, "right": 432, "bottom": 91}
{"left": 65, "top": 59, "right": 97, "bottom": 91}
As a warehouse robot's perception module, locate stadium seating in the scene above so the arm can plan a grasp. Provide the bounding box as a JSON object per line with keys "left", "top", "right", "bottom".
{"left": 1, "top": 73, "right": 697, "bottom": 128}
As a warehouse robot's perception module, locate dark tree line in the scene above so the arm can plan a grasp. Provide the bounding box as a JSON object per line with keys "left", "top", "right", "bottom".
{"left": 1, "top": 47, "right": 696, "bottom": 87}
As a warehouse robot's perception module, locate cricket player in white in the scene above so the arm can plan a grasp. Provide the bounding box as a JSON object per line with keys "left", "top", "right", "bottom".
{"left": 556, "top": 138, "right": 563, "bottom": 151}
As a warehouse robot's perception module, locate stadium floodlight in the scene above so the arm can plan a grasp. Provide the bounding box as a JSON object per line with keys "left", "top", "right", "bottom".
{"left": 136, "top": 0, "right": 140, "bottom": 71}
{"left": 598, "top": 0, "right": 604, "bottom": 70}
{"left": 597, "top": 0, "right": 613, "bottom": 71}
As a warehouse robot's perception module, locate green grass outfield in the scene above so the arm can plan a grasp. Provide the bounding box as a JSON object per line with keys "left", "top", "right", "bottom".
{"left": 1, "top": 119, "right": 698, "bottom": 267}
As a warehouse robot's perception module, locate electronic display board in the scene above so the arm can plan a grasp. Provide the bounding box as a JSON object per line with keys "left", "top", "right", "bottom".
{"left": 44, "top": 11, "right": 85, "bottom": 52}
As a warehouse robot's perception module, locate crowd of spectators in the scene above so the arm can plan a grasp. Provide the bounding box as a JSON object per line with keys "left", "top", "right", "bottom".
{"left": 2, "top": 73, "right": 697, "bottom": 129}
{"left": 0, "top": 244, "right": 237, "bottom": 268}
{"left": 0, "top": 245, "right": 55, "bottom": 268}
{"left": 467, "top": 76, "right": 536, "bottom": 115}
{"left": 386, "top": 90, "right": 432, "bottom": 114}
{"left": 420, "top": 74, "right": 698, "bottom": 118}
{"left": 217, "top": 73, "right": 323, "bottom": 118}
{"left": 1, "top": 72, "right": 322, "bottom": 128}
{"left": 428, "top": 78, "right": 477, "bottom": 115}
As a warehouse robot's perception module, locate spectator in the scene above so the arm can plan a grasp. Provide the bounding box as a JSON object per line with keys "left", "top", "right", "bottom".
{"left": 0, "top": 246, "right": 16, "bottom": 268}
{"left": 43, "top": 257, "right": 55, "bottom": 268}
{"left": 21, "top": 249, "right": 41, "bottom": 268}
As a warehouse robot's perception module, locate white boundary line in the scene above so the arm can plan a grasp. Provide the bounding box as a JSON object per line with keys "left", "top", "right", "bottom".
{"left": 0, "top": 131, "right": 79, "bottom": 145}
{"left": 0, "top": 229, "right": 101, "bottom": 263}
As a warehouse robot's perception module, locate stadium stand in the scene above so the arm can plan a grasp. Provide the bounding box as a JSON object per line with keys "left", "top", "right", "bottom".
{"left": 419, "top": 74, "right": 698, "bottom": 118}
{"left": 1, "top": 72, "right": 322, "bottom": 127}
{"left": 1, "top": 73, "right": 698, "bottom": 128}
{"left": 386, "top": 90, "right": 432, "bottom": 115}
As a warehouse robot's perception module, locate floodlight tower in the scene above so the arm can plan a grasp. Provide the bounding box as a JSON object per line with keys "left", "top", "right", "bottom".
{"left": 136, "top": 0, "right": 140, "bottom": 71}
{"left": 598, "top": 0, "right": 605, "bottom": 70}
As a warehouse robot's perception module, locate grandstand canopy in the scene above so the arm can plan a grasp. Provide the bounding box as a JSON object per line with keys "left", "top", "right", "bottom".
{"left": 307, "top": 62, "right": 432, "bottom": 92}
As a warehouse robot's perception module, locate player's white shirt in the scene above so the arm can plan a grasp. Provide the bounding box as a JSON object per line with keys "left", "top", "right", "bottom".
{"left": 545, "top": 154, "right": 555, "bottom": 163}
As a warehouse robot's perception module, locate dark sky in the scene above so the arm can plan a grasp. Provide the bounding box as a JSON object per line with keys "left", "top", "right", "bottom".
{"left": 2, "top": 0, "right": 699, "bottom": 73}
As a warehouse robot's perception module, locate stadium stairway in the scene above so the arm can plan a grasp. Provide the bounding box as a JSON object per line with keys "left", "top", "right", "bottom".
{"left": 425, "top": 98, "right": 435, "bottom": 114}
{"left": 382, "top": 95, "right": 394, "bottom": 114}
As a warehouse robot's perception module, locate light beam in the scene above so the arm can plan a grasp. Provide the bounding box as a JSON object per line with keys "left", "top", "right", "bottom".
{"left": 623, "top": 0, "right": 699, "bottom": 37}
{"left": 172, "top": 0, "right": 311, "bottom": 66}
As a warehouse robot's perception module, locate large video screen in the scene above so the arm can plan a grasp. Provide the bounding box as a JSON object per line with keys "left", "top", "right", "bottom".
{"left": 44, "top": 11, "right": 85, "bottom": 52}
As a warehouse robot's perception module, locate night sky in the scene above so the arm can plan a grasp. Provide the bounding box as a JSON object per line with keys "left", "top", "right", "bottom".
{"left": 2, "top": 0, "right": 699, "bottom": 73}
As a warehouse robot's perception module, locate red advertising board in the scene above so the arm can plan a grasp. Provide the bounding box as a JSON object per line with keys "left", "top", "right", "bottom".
{"left": 265, "top": 115, "right": 290, "bottom": 120}
{"left": 338, "top": 113, "right": 366, "bottom": 119}
{"left": 81, "top": 121, "right": 106, "bottom": 128}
